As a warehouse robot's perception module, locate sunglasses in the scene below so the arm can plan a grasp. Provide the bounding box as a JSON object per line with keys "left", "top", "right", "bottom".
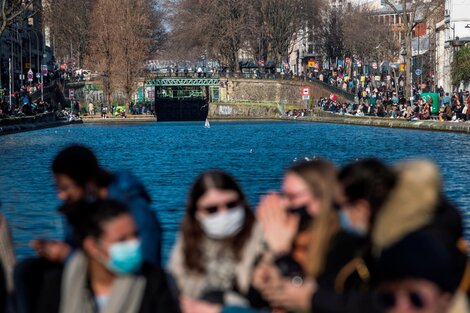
{"left": 378, "top": 291, "right": 425, "bottom": 309}
{"left": 200, "top": 200, "right": 241, "bottom": 215}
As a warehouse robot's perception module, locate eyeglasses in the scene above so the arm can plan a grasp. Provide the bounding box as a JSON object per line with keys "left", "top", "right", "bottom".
{"left": 200, "top": 200, "right": 241, "bottom": 215}
{"left": 378, "top": 291, "right": 425, "bottom": 309}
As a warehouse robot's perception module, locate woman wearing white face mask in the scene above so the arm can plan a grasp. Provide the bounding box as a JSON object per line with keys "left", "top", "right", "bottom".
{"left": 36, "top": 200, "right": 178, "bottom": 313}
{"left": 168, "top": 170, "right": 264, "bottom": 313}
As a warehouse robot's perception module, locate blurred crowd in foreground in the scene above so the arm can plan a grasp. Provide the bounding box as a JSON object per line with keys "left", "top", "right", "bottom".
{"left": 0, "top": 145, "right": 469, "bottom": 313}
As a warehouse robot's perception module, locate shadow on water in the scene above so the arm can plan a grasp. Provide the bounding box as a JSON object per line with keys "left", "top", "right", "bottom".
{"left": 1, "top": 121, "right": 469, "bottom": 263}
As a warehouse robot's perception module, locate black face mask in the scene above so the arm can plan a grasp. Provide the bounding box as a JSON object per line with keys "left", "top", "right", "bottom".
{"left": 287, "top": 206, "right": 313, "bottom": 232}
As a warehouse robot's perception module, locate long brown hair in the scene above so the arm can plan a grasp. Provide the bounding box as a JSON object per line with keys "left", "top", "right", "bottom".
{"left": 286, "top": 159, "right": 339, "bottom": 278}
{"left": 181, "top": 170, "right": 255, "bottom": 274}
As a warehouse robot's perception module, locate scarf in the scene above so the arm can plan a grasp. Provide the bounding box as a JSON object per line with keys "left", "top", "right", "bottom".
{"left": 60, "top": 251, "right": 146, "bottom": 313}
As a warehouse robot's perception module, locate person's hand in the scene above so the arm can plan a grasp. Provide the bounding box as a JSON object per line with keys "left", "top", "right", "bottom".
{"left": 30, "top": 239, "right": 71, "bottom": 262}
{"left": 256, "top": 193, "right": 299, "bottom": 255}
{"left": 262, "top": 278, "right": 317, "bottom": 312}
{"left": 252, "top": 257, "right": 281, "bottom": 291}
{"left": 180, "top": 296, "right": 221, "bottom": 313}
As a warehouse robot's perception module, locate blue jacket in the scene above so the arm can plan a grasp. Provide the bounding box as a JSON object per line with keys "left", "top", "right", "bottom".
{"left": 65, "top": 171, "right": 162, "bottom": 266}
{"left": 106, "top": 171, "right": 162, "bottom": 266}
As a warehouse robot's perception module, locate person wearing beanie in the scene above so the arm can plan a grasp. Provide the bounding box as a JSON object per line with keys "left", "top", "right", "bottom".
{"left": 375, "top": 231, "right": 465, "bottom": 313}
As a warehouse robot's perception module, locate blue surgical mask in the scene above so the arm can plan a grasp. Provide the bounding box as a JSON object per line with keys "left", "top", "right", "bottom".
{"left": 339, "top": 210, "right": 367, "bottom": 237}
{"left": 106, "top": 239, "right": 143, "bottom": 275}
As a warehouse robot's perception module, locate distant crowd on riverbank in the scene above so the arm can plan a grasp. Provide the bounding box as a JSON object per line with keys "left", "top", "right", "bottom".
{"left": 315, "top": 89, "right": 470, "bottom": 122}
{"left": 0, "top": 145, "right": 468, "bottom": 313}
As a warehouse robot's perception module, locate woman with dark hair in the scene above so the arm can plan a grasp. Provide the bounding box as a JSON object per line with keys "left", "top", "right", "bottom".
{"left": 168, "top": 170, "right": 264, "bottom": 312}
{"left": 37, "top": 199, "right": 178, "bottom": 313}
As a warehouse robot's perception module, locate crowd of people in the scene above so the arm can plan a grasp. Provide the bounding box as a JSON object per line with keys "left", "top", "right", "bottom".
{"left": 317, "top": 90, "right": 470, "bottom": 122}
{"left": 0, "top": 144, "right": 468, "bottom": 313}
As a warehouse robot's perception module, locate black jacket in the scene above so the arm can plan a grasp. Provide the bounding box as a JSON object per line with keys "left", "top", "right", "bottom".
{"left": 0, "top": 261, "right": 5, "bottom": 313}
{"left": 36, "top": 263, "right": 179, "bottom": 313}
{"left": 311, "top": 230, "right": 382, "bottom": 313}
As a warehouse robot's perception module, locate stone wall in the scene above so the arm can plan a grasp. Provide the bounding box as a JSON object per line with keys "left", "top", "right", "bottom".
{"left": 209, "top": 103, "right": 279, "bottom": 118}
{"left": 221, "top": 78, "right": 353, "bottom": 106}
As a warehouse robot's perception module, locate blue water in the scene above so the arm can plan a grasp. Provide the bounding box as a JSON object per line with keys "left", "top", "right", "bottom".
{"left": 1, "top": 121, "right": 469, "bottom": 263}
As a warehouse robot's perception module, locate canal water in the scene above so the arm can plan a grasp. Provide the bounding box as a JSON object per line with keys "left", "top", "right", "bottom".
{"left": 1, "top": 121, "right": 469, "bottom": 263}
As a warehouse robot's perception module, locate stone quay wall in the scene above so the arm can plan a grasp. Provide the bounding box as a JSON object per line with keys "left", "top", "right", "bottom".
{"left": 220, "top": 78, "right": 353, "bottom": 108}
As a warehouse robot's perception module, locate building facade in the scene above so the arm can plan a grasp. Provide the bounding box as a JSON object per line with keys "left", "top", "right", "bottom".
{"left": 0, "top": 0, "right": 45, "bottom": 93}
{"left": 440, "top": 0, "right": 470, "bottom": 92}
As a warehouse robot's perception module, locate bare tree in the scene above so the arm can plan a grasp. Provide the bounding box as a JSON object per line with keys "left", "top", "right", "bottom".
{"left": 164, "top": 0, "right": 207, "bottom": 59}
{"left": 87, "top": 0, "right": 118, "bottom": 110}
{"left": 169, "top": 0, "right": 252, "bottom": 71}
{"left": 44, "top": 0, "right": 92, "bottom": 66}
{"left": 259, "top": 0, "right": 309, "bottom": 64}
{"left": 383, "top": 0, "right": 444, "bottom": 98}
{"left": 0, "top": 0, "right": 35, "bottom": 34}
{"left": 317, "top": 8, "right": 344, "bottom": 64}
{"left": 87, "top": 0, "right": 161, "bottom": 109}
{"left": 342, "top": 4, "right": 398, "bottom": 76}
{"left": 114, "top": 0, "right": 154, "bottom": 112}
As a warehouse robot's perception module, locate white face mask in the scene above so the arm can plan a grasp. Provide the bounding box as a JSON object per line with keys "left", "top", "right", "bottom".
{"left": 197, "top": 207, "right": 245, "bottom": 240}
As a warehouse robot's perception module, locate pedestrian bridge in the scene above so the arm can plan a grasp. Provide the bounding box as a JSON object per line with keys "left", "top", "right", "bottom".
{"left": 145, "top": 77, "right": 221, "bottom": 102}
{"left": 144, "top": 77, "right": 220, "bottom": 87}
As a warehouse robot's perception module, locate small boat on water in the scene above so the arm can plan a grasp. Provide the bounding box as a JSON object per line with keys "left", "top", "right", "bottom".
{"left": 204, "top": 118, "right": 210, "bottom": 128}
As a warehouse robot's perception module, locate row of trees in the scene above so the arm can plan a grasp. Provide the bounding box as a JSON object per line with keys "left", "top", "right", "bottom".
{"left": 167, "top": 0, "right": 445, "bottom": 98}
{"left": 167, "top": 0, "right": 323, "bottom": 70}
{"left": 45, "top": 0, "right": 165, "bottom": 108}
{"left": 167, "top": 0, "right": 399, "bottom": 70}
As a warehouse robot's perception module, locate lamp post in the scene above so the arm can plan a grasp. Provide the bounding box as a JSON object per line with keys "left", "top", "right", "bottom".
{"left": 401, "top": 46, "right": 407, "bottom": 97}
{"left": 9, "top": 58, "right": 12, "bottom": 111}
{"left": 9, "top": 28, "right": 15, "bottom": 102}
{"left": 15, "top": 27, "right": 24, "bottom": 88}
{"left": 30, "top": 29, "right": 40, "bottom": 76}
{"left": 28, "top": 28, "right": 43, "bottom": 101}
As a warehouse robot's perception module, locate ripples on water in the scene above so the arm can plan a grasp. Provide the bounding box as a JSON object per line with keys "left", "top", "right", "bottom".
{"left": 1, "top": 121, "right": 469, "bottom": 263}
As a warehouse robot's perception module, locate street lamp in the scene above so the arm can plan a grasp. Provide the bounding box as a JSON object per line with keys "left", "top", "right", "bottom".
{"left": 28, "top": 28, "right": 44, "bottom": 101}
{"left": 400, "top": 46, "right": 407, "bottom": 97}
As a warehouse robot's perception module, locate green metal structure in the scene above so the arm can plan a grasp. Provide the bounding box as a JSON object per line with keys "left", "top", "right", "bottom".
{"left": 144, "top": 78, "right": 220, "bottom": 87}
{"left": 144, "top": 77, "right": 221, "bottom": 102}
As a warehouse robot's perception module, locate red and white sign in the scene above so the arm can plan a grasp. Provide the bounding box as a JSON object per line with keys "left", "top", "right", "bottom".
{"left": 302, "top": 86, "right": 310, "bottom": 97}
{"left": 330, "top": 94, "right": 338, "bottom": 102}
